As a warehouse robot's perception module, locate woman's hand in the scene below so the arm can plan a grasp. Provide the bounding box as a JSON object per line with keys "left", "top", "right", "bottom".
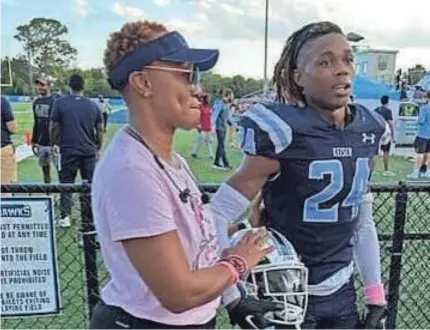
{"left": 223, "top": 228, "right": 273, "bottom": 270}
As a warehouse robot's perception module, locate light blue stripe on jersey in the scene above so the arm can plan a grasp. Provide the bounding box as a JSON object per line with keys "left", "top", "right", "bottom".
{"left": 243, "top": 127, "right": 256, "bottom": 155}
{"left": 243, "top": 103, "right": 293, "bottom": 154}
{"left": 307, "top": 261, "right": 354, "bottom": 296}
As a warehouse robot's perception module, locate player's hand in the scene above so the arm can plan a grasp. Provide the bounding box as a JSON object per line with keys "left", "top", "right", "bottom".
{"left": 360, "top": 305, "right": 387, "bottom": 329}
{"left": 227, "top": 295, "right": 283, "bottom": 329}
{"left": 222, "top": 228, "right": 274, "bottom": 270}
{"left": 31, "top": 143, "right": 39, "bottom": 156}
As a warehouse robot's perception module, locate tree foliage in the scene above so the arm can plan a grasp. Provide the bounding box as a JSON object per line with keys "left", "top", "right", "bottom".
{"left": 14, "top": 18, "right": 77, "bottom": 74}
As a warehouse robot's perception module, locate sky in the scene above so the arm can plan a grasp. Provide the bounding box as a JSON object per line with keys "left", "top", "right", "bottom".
{"left": 1, "top": 0, "right": 430, "bottom": 79}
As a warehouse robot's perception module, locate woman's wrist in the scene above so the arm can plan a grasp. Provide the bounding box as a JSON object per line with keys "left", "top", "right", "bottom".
{"left": 220, "top": 254, "right": 249, "bottom": 278}
{"left": 218, "top": 261, "right": 239, "bottom": 285}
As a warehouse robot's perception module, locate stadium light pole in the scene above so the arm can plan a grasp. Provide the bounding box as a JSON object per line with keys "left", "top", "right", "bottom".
{"left": 263, "top": 0, "right": 269, "bottom": 97}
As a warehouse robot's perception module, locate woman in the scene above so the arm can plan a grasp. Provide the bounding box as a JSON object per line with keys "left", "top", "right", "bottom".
{"left": 90, "top": 21, "right": 275, "bottom": 329}
{"left": 191, "top": 92, "right": 214, "bottom": 159}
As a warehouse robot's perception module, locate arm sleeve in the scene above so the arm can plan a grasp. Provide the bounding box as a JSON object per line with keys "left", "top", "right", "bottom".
{"left": 50, "top": 100, "right": 61, "bottom": 123}
{"left": 31, "top": 102, "right": 38, "bottom": 144}
{"left": 386, "top": 109, "right": 393, "bottom": 121}
{"left": 353, "top": 193, "right": 386, "bottom": 305}
{"left": 239, "top": 103, "right": 292, "bottom": 158}
{"left": 103, "top": 165, "right": 177, "bottom": 242}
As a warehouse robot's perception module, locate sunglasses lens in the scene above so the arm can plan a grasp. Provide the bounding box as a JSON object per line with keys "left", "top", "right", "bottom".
{"left": 191, "top": 67, "right": 201, "bottom": 84}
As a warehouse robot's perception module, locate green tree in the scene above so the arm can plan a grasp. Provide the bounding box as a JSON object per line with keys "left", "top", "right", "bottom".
{"left": 14, "top": 18, "right": 77, "bottom": 76}
{"left": 407, "top": 64, "right": 427, "bottom": 85}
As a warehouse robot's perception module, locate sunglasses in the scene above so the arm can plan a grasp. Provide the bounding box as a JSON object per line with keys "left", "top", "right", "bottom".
{"left": 143, "top": 64, "right": 201, "bottom": 85}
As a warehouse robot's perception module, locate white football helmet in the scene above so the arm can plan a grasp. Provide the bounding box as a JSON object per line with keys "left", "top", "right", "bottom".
{"left": 230, "top": 228, "right": 308, "bottom": 329}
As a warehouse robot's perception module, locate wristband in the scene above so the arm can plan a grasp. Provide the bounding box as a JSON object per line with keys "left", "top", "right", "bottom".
{"left": 220, "top": 254, "right": 249, "bottom": 278}
{"left": 364, "top": 284, "right": 387, "bottom": 306}
{"left": 218, "top": 261, "right": 239, "bottom": 285}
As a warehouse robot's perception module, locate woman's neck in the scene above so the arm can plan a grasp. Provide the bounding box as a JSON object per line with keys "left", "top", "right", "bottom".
{"left": 129, "top": 116, "right": 175, "bottom": 163}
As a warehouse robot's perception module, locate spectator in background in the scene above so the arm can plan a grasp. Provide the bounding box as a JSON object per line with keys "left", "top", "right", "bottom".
{"left": 1, "top": 96, "right": 18, "bottom": 183}
{"left": 32, "top": 77, "right": 57, "bottom": 183}
{"left": 191, "top": 92, "right": 214, "bottom": 159}
{"left": 408, "top": 91, "right": 430, "bottom": 179}
{"left": 228, "top": 103, "right": 241, "bottom": 150}
{"left": 211, "top": 88, "right": 233, "bottom": 170}
{"left": 50, "top": 74, "right": 104, "bottom": 228}
{"left": 95, "top": 94, "right": 112, "bottom": 133}
{"left": 375, "top": 95, "right": 395, "bottom": 176}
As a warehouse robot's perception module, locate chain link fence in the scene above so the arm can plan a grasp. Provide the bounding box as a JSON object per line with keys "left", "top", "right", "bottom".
{"left": 1, "top": 182, "right": 429, "bottom": 329}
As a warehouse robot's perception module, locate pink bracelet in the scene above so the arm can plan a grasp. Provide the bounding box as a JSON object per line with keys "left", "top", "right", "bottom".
{"left": 218, "top": 261, "right": 239, "bottom": 285}
{"left": 364, "top": 284, "right": 387, "bottom": 306}
{"left": 221, "top": 254, "right": 249, "bottom": 277}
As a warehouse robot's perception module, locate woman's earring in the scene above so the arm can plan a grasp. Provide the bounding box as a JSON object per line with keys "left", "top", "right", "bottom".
{"left": 142, "top": 91, "right": 152, "bottom": 98}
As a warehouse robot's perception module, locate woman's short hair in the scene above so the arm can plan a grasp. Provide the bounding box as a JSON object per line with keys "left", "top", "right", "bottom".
{"left": 103, "top": 21, "right": 168, "bottom": 77}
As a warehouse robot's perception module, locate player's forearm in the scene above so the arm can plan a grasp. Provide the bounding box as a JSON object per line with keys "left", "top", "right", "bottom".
{"left": 353, "top": 193, "right": 386, "bottom": 306}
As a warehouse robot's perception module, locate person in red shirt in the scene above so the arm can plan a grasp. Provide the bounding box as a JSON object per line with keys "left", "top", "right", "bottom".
{"left": 191, "top": 93, "right": 214, "bottom": 159}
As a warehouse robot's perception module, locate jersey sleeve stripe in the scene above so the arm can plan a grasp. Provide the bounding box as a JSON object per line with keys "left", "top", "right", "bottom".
{"left": 243, "top": 104, "right": 293, "bottom": 153}
{"left": 242, "top": 127, "right": 256, "bottom": 154}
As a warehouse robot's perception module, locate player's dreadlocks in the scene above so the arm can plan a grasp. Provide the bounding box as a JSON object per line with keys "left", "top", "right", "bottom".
{"left": 273, "top": 21, "right": 344, "bottom": 104}
{"left": 103, "top": 20, "right": 168, "bottom": 76}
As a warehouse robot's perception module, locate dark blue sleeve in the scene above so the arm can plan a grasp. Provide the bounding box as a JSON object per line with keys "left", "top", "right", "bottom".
{"left": 239, "top": 103, "right": 292, "bottom": 158}
{"left": 1, "top": 96, "right": 14, "bottom": 122}
{"left": 385, "top": 109, "right": 393, "bottom": 121}
{"left": 51, "top": 99, "right": 61, "bottom": 123}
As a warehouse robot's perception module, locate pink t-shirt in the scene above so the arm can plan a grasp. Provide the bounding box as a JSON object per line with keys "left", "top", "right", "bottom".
{"left": 92, "top": 128, "right": 221, "bottom": 325}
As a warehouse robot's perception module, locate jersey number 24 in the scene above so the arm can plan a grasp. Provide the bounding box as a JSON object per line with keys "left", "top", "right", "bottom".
{"left": 303, "top": 158, "right": 370, "bottom": 223}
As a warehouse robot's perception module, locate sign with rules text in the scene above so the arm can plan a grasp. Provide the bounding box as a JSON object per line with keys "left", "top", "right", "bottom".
{"left": 1, "top": 197, "right": 61, "bottom": 318}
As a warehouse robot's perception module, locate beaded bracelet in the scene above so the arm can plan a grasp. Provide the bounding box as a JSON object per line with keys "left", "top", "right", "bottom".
{"left": 220, "top": 254, "right": 249, "bottom": 278}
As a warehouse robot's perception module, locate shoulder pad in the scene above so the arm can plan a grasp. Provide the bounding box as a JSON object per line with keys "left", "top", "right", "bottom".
{"left": 239, "top": 103, "right": 293, "bottom": 157}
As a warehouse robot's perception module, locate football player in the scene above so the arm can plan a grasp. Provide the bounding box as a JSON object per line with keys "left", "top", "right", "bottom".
{"left": 212, "top": 21, "right": 389, "bottom": 329}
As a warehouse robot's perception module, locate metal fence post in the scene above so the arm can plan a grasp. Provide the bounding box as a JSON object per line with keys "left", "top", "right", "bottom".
{"left": 386, "top": 181, "right": 408, "bottom": 330}
{"left": 80, "top": 181, "right": 100, "bottom": 321}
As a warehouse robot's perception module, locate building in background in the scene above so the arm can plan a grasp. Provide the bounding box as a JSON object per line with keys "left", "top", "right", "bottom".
{"left": 353, "top": 45, "right": 398, "bottom": 86}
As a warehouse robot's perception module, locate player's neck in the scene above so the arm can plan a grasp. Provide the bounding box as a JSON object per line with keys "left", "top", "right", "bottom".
{"left": 309, "top": 102, "right": 347, "bottom": 129}
{"left": 72, "top": 90, "right": 84, "bottom": 96}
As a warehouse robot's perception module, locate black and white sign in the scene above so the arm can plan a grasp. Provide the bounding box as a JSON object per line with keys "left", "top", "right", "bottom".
{"left": 1, "top": 197, "right": 61, "bottom": 318}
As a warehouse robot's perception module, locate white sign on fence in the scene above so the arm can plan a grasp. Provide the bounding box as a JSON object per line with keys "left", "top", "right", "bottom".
{"left": 0, "top": 197, "right": 61, "bottom": 318}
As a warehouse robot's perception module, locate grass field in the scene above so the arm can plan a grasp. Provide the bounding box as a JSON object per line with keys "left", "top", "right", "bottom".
{"left": 1, "top": 103, "right": 429, "bottom": 329}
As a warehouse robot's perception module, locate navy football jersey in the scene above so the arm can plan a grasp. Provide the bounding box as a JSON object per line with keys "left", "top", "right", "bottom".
{"left": 239, "top": 102, "right": 388, "bottom": 285}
